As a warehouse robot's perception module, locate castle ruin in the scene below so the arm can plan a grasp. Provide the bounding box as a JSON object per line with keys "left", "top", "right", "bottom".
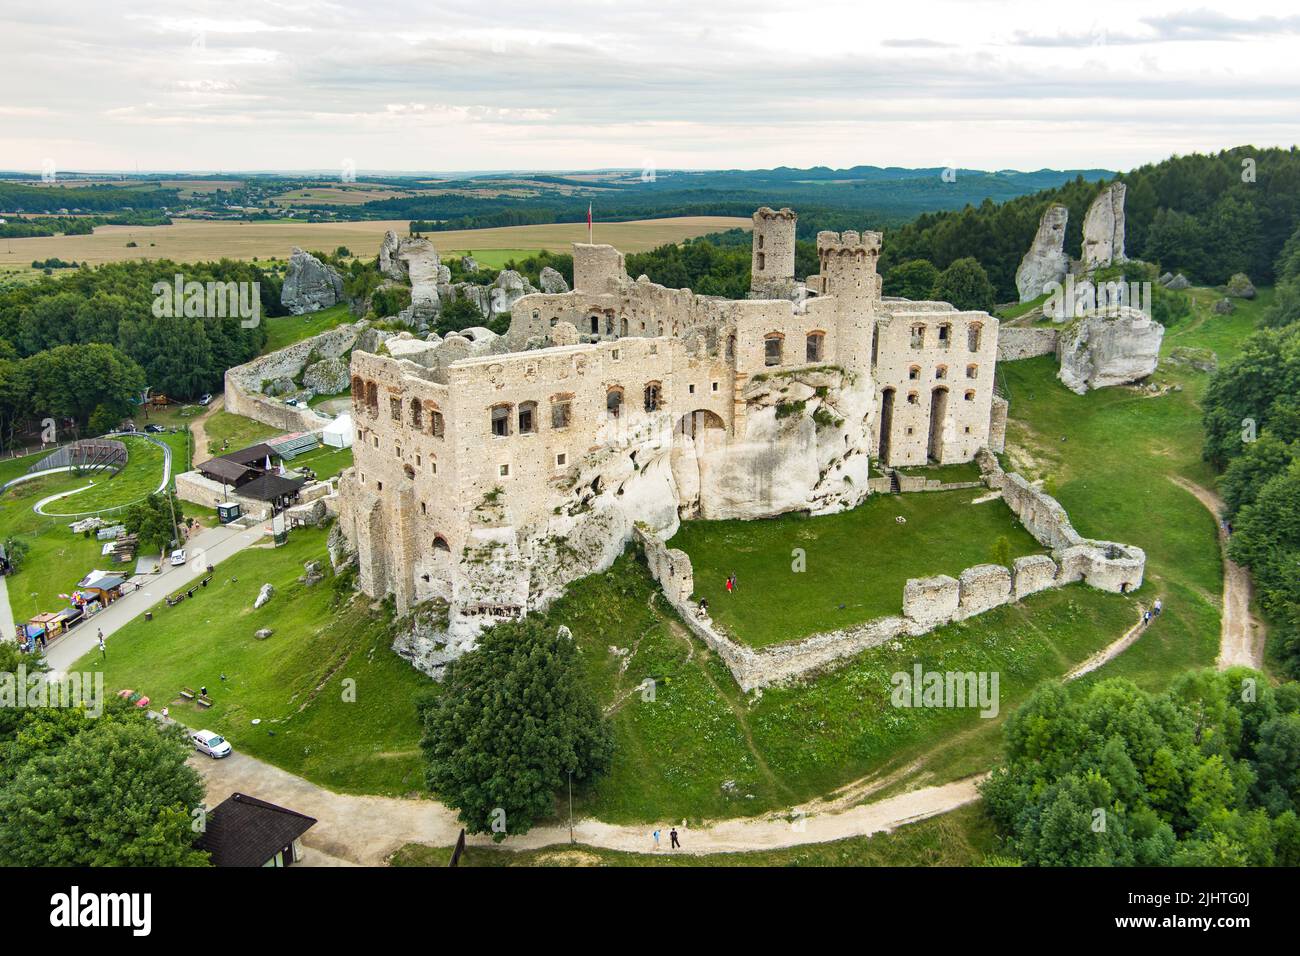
{"left": 336, "top": 208, "right": 1006, "bottom": 648}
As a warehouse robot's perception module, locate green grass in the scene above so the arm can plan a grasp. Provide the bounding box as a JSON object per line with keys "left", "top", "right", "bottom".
{"left": 202, "top": 411, "right": 282, "bottom": 457}
{"left": 287, "top": 444, "right": 353, "bottom": 481}
{"left": 39, "top": 435, "right": 171, "bottom": 517}
{"left": 894, "top": 460, "right": 985, "bottom": 483}
{"left": 71, "top": 528, "right": 436, "bottom": 796}
{"left": 0, "top": 477, "right": 105, "bottom": 621}
{"left": 441, "top": 248, "right": 540, "bottom": 270}
{"left": 390, "top": 800, "right": 1000, "bottom": 866}
{"left": 260, "top": 303, "right": 354, "bottom": 354}
{"left": 669, "top": 489, "right": 1043, "bottom": 647}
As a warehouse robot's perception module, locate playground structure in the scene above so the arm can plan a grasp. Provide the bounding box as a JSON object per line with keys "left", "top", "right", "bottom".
{"left": 27, "top": 439, "right": 128, "bottom": 476}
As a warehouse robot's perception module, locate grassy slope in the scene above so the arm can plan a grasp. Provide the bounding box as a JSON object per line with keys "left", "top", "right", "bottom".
{"left": 261, "top": 303, "right": 353, "bottom": 354}
{"left": 40, "top": 435, "right": 171, "bottom": 516}
{"left": 669, "top": 489, "right": 1044, "bottom": 647}
{"left": 201, "top": 411, "right": 281, "bottom": 457}
{"left": 390, "top": 801, "right": 999, "bottom": 867}
{"left": 71, "top": 528, "right": 435, "bottom": 796}
{"left": 0, "top": 475, "right": 103, "bottom": 621}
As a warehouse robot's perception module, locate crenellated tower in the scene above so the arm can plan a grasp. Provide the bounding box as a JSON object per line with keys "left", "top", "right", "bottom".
{"left": 817, "top": 229, "right": 882, "bottom": 376}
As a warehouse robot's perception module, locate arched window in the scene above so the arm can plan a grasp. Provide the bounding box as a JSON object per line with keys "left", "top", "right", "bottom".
{"left": 518, "top": 401, "right": 537, "bottom": 434}
{"left": 390, "top": 397, "right": 402, "bottom": 422}
{"left": 764, "top": 333, "right": 784, "bottom": 367}
{"left": 620, "top": 317, "right": 629, "bottom": 336}
{"left": 606, "top": 386, "right": 624, "bottom": 418}
{"left": 806, "top": 331, "right": 825, "bottom": 363}
{"left": 351, "top": 375, "right": 364, "bottom": 402}
{"left": 490, "top": 404, "right": 512, "bottom": 437}
{"left": 590, "top": 315, "right": 600, "bottom": 335}
{"left": 365, "top": 381, "right": 379, "bottom": 416}
{"left": 908, "top": 365, "right": 921, "bottom": 381}
{"left": 935, "top": 365, "right": 948, "bottom": 380}
{"left": 907, "top": 391, "right": 920, "bottom": 405}
{"left": 937, "top": 323, "right": 952, "bottom": 349}
{"left": 964, "top": 390, "right": 976, "bottom": 402}
{"left": 644, "top": 382, "right": 662, "bottom": 412}
{"left": 966, "top": 364, "right": 978, "bottom": 379}
{"left": 968, "top": 323, "right": 983, "bottom": 352}
{"left": 433, "top": 535, "right": 450, "bottom": 552}
{"left": 910, "top": 324, "right": 925, "bottom": 349}
{"left": 410, "top": 400, "right": 423, "bottom": 430}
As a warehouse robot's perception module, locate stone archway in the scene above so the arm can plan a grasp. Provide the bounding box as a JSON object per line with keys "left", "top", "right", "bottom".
{"left": 672, "top": 409, "right": 727, "bottom": 518}
{"left": 928, "top": 386, "right": 949, "bottom": 463}
{"left": 878, "top": 387, "right": 895, "bottom": 464}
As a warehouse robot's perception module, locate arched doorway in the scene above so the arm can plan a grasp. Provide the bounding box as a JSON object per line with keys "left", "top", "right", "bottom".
{"left": 928, "top": 387, "right": 949, "bottom": 463}
{"left": 878, "top": 388, "right": 895, "bottom": 463}
{"left": 672, "top": 409, "right": 727, "bottom": 518}
{"left": 675, "top": 408, "right": 726, "bottom": 440}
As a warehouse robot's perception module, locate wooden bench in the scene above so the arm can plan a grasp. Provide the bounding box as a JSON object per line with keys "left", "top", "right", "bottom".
{"left": 166, "top": 593, "right": 184, "bottom": 607}
{"left": 179, "top": 687, "right": 195, "bottom": 700}
{"left": 196, "top": 695, "right": 213, "bottom": 709}
{"left": 185, "top": 585, "right": 198, "bottom": 599}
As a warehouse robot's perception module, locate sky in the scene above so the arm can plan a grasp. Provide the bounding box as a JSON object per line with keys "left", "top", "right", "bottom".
{"left": 3, "top": 0, "right": 1300, "bottom": 175}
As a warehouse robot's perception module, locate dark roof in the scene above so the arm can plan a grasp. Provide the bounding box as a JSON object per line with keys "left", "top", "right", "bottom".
{"left": 198, "top": 457, "right": 257, "bottom": 484}
{"left": 238, "top": 473, "right": 306, "bottom": 502}
{"left": 221, "top": 442, "right": 279, "bottom": 466}
{"left": 196, "top": 792, "right": 317, "bottom": 867}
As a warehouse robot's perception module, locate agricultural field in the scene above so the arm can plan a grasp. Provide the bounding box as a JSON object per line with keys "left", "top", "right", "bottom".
{"left": 670, "top": 488, "right": 1044, "bottom": 647}
{"left": 0, "top": 216, "right": 750, "bottom": 271}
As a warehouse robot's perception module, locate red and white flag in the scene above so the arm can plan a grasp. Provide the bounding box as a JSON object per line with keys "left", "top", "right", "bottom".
{"left": 587, "top": 202, "right": 592, "bottom": 242}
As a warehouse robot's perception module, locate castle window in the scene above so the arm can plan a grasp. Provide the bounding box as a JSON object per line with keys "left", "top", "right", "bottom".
{"left": 966, "top": 364, "right": 978, "bottom": 379}
{"left": 644, "top": 382, "right": 662, "bottom": 412}
{"left": 491, "top": 404, "right": 512, "bottom": 437}
{"left": 968, "top": 323, "right": 983, "bottom": 352}
{"left": 416, "top": 453, "right": 422, "bottom": 467}
{"left": 612, "top": 349, "right": 620, "bottom": 361}
{"left": 550, "top": 316, "right": 558, "bottom": 327}
{"left": 908, "top": 366, "right": 921, "bottom": 380}
{"left": 806, "top": 331, "right": 825, "bottom": 363}
{"left": 907, "top": 391, "right": 919, "bottom": 405}
{"left": 590, "top": 315, "right": 600, "bottom": 335}
{"left": 964, "top": 425, "right": 972, "bottom": 434}
{"left": 431, "top": 461, "right": 437, "bottom": 474}
{"left": 373, "top": 436, "right": 379, "bottom": 448}
{"left": 421, "top": 502, "right": 426, "bottom": 515}
{"left": 758, "top": 234, "right": 765, "bottom": 249}
{"left": 712, "top": 382, "right": 719, "bottom": 392}
{"left": 410, "top": 400, "right": 423, "bottom": 430}
{"left": 764, "top": 333, "right": 784, "bottom": 367}
{"left": 964, "top": 390, "right": 976, "bottom": 402}
{"left": 556, "top": 452, "right": 567, "bottom": 467}
{"left": 726, "top": 335, "right": 736, "bottom": 361}
{"left": 606, "top": 386, "right": 624, "bottom": 419}
{"left": 433, "top": 535, "right": 450, "bottom": 552}
{"left": 532, "top": 309, "right": 540, "bottom": 320}
{"left": 377, "top": 481, "right": 383, "bottom": 491}
{"left": 499, "top": 464, "right": 510, "bottom": 477}
{"left": 757, "top": 252, "right": 766, "bottom": 270}
{"left": 935, "top": 365, "right": 948, "bottom": 380}
{"left": 551, "top": 397, "right": 572, "bottom": 429}
{"left": 351, "top": 375, "right": 364, "bottom": 402}
{"left": 688, "top": 384, "right": 696, "bottom": 394}
{"left": 518, "top": 401, "right": 537, "bottom": 434}
{"left": 365, "top": 381, "right": 378, "bottom": 416}
{"left": 606, "top": 315, "right": 615, "bottom": 336}
{"left": 395, "top": 444, "right": 401, "bottom": 458}
{"left": 938, "top": 323, "right": 951, "bottom": 349}
{"left": 621, "top": 318, "right": 629, "bottom": 336}
{"left": 910, "top": 325, "right": 925, "bottom": 349}
{"left": 430, "top": 409, "right": 445, "bottom": 438}
{"left": 403, "top": 463, "right": 415, "bottom": 479}
{"left": 390, "top": 397, "right": 402, "bottom": 422}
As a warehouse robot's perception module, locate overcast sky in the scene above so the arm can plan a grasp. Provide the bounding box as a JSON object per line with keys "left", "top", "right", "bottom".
{"left": 3, "top": 0, "right": 1299, "bottom": 174}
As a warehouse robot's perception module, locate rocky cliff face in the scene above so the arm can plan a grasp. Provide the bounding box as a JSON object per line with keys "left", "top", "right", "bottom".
{"left": 1080, "top": 182, "right": 1126, "bottom": 271}
{"left": 1015, "top": 204, "right": 1070, "bottom": 302}
{"left": 280, "top": 247, "right": 344, "bottom": 314}
{"left": 1056, "top": 306, "right": 1163, "bottom": 394}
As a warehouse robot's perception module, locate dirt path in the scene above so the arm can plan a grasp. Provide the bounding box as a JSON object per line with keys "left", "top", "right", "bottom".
{"left": 1168, "top": 477, "right": 1265, "bottom": 669}
{"left": 192, "top": 748, "right": 982, "bottom": 865}
{"left": 1065, "top": 603, "right": 1152, "bottom": 680}
{"left": 189, "top": 395, "right": 224, "bottom": 466}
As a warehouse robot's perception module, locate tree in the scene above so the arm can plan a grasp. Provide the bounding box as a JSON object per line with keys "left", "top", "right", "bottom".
{"left": 122, "top": 493, "right": 182, "bottom": 556}
{"left": 885, "top": 259, "right": 940, "bottom": 300}
{"left": 933, "top": 257, "right": 996, "bottom": 312}
{"left": 0, "top": 704, "right": 208, "bottom": 866}
{"left": 434, "top": 297, "right": 488, "bottom": 337}
{"left": 419, "top": 618, "right": 613, "bottom": 840}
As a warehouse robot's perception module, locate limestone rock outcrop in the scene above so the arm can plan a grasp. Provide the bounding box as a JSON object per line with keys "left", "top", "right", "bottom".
{"left": 1080, "top": 182, "right": 1127, "bottom": 271}
{"left": 1165, "top": 274, "right": 1191, "bottom": 290}
{"left": 302, "top": 356, "right": 350, "bottom": 395}
{"left": 1226, "top": 273, "right": 1256, "bottom": 299}
{"left": 1015, "top": 204, "right": 1070, "bottom": 302}
{"left": 280, "top": 247, "right": 344, "bottom": 315}
{"left": 1057, "top": 306, "right": 1163, "bottom": 394}
{"left": 539, "top": 266, "right": 570, "bottom": 294}
{"left": 489, "top": 270, "right": 535, "bottom": 318}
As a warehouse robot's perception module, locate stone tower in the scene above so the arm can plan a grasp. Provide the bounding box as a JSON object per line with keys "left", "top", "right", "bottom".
{"left": 818, "top": 229, "right": 882, "bottom": 375}
{"left": 750, "top": 206, "right": 797, "bottom": 298}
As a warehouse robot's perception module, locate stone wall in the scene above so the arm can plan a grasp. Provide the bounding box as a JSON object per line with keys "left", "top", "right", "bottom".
{"left": 223, "top": 321, "right": 363, "bottom": 432}
{"left": 996, "top": 326, "right": 1059, "bottom": 361}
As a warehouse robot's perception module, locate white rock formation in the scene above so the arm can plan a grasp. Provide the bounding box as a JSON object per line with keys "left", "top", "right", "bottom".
{"left": 280, "top": 248, "right": 344, "bottom": 315}
{"left": 1080, "top": 182, "right": 1127, "bottom": 271}
{"left": 1057, "top": 306, "right": 1163, "bottom": 394}
{"left": 254, "top": 583, "right": 275, "bottom": 609}
{"left": 539, "top": 266, "right": 570, "bottom": 294}
{"left": 1015, "top": 204, "right": 1070, "bottom": 302}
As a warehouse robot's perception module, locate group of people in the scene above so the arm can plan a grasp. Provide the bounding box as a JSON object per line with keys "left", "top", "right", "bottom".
{"left": 652, "top": 827, "right": 682, "bottom": 850}
{"left": 1142, "top": 597, "right": 1164, "bottom": 626}
{"left": 695, "top": 572, "right": 740, "bottom": 619}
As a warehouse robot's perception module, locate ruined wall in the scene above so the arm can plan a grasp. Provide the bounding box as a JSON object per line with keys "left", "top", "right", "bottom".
{"left": 996, "top": 326, "right": 1059, "bottom": 361}
{"left": 224, "top": 321, "right": 362, "bottom": 432}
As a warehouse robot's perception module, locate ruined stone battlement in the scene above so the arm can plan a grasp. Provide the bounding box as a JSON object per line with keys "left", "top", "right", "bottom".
{"left": 816, "top": 229, "right": 883, "bottom": 257}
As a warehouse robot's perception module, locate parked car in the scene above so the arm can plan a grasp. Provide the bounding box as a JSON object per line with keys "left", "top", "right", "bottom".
{"left": 198, "top": 393, "right": 213, "bottom": 406}
{"left": 170, "top": 549, "right": 187, "bottom": 566}
{"left": 144, "top": 423, "right": 165, "bottom": 433}
{"left": 191, "top": 730, "right": 231, "bottom": 759}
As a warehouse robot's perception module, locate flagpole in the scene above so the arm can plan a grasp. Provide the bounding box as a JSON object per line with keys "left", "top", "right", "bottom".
{"left": 588, "top": 202, "right": 592, "bottom": 244}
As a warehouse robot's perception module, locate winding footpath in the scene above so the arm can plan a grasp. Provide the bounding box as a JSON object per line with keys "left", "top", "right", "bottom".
{"left": 1168, "top": 477, "right": 1266, "bottom": 670}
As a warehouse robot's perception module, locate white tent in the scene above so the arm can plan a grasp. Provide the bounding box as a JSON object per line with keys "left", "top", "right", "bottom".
{"left": 322, "top": 413, "right": 353, "bottom": 449}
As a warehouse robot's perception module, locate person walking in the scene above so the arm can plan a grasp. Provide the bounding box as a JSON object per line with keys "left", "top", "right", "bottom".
{"left": 725, "top": 576, "right": 733, "bottom": 595}
{"left": 1153, "top": 598, "right": 1163, "bottom": 616}
{"left": 652, "top": 829, "right": 661, "bottom": 850}
{"left": 670, "top": 827, "right": 680, "bottom": 850}
{"left": 97, "top": 630, "right": 106, "bottom": 658}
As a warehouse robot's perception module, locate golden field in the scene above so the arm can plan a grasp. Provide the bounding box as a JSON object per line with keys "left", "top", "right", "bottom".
{"left": 0, "top": 215, "right": 750, "bottom": 269}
